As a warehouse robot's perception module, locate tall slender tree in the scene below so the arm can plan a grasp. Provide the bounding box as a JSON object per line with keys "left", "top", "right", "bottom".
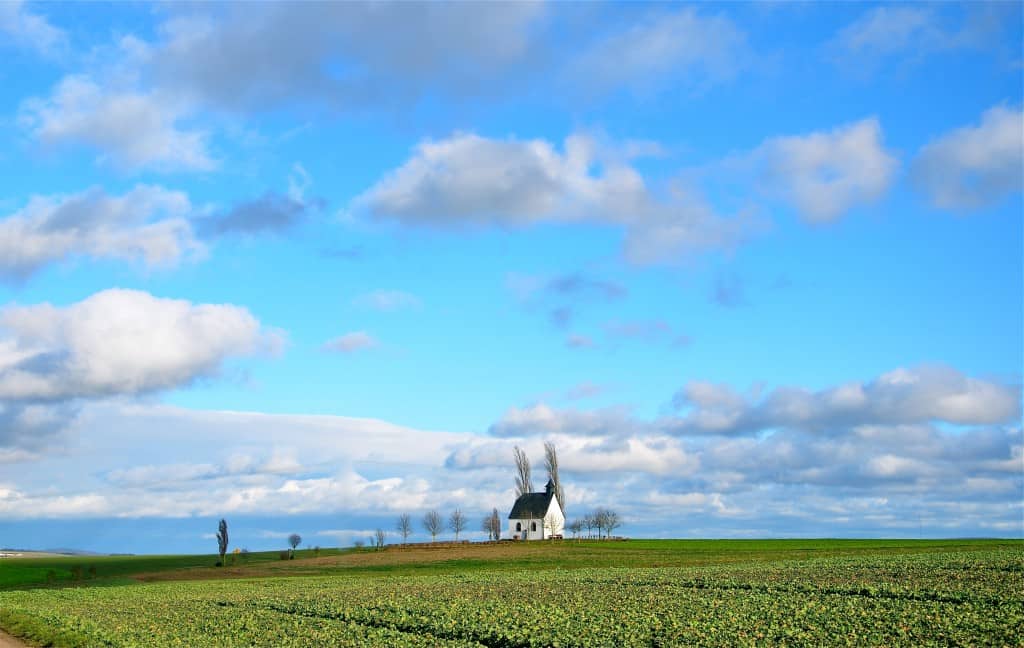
{"left": 423, "top": 510, "right": 443, "bottom": 542}
{"left": 513, "top": 445, "right": 533, "bottom": 497}
{"left": 543, "top": 441, "right": 565, "bottom": 517}
{"left": 216, "top": 519, "right": 228, "bottom": 566}
{"left": 396, "top": 513, "right": 412, "bottom": 544}
{"left": 448, "top": 508, "right": 467, "bottom": 541}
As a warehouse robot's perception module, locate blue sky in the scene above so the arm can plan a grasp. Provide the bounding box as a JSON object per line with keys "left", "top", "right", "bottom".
{"left": 0, "top": 1, "right": 1021, "bottom": 554}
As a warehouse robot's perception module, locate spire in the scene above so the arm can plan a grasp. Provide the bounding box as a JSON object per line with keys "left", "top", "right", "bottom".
{"left": 545, "top": 478, "right": 555, "bottom": 496}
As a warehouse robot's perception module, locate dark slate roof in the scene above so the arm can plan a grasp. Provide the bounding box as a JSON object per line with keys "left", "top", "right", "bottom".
{"left": 508, "top": 491, "right": 554, "bottom": 519}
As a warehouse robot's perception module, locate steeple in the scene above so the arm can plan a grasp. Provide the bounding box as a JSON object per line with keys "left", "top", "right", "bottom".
{"left": 545, "top": 478, "right": 555, "bottom": 496}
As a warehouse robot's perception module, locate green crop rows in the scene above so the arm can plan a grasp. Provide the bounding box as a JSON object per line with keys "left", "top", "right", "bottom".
{"left": 1, "top": 548, "right": 1020, "bottom": 647}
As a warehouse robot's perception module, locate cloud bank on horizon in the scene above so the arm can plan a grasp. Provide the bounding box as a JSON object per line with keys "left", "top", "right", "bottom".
{"left": 0, "top": 1, "right": 1020, "bottom": 551}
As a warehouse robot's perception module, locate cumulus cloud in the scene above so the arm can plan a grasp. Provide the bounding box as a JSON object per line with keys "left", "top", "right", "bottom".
{"left": 911, "top": 104, "right": 1023, "bottom": 210}
{"left": 445, "top": 434, "right": 697, "bottom": 477}
{"left": 106, "top": 449, "right": 302, "bottom": 488}
{"left": 199, "top": 192, "right": 309, "bottom": 237}
{"left": 830, "top": 6, "right": 943, "bottom": 62}
{"left": 322, "top": 331, "right": 377, "bottom": 353}
{"left": 15, "top": 3, "right": 549, "bottom": 171}
{"left": 445, "top": 371, "right": 1021, "bottom": 535}
{"left": 0, "top": 390, "right": 1019, "bottom": 537}
{"left": 357, "top": 132, "right": 758, "bottom": 265}
{"left": 20, "top": 75, "right": 215, "bottom": 172}
{"left": 0, "top": 185, "right": 202, "bottom": 281}
{"left": 198, "top": 165, "right": 324, "bottom": 237}
{"left": 0, "top": 289, "right": 278, "bottom": 401}
{"left": 488, "top": 403, "right": 643, "bottom": 438}
{"left": 745, "top": 118, "right": 899, "bottom": 222}
{"left": 0, "top": 0, "right": 65, "bottom": 56}
{"left": 151, "top": 2, "right": 545, "bottom": 112}
{"left": 0, "top": 402, "right": 476, "bottom": 517}
{"left": 828, "top": 4, "right": 1020, "bottom": 73}
{"left": 569, "top": 7, "right": 750, "bottom": 95}
{"left": 0, "top": 402, "right": 77, "bottom": 462}
{"left": 0, "top": 469, "right": 434, "bottom": 519}
{"left": 668, "top": 365, "right": 1020, "bottom": 436}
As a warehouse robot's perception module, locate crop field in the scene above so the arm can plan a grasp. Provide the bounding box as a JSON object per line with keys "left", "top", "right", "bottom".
{"left": 0, "top": 540, "right": 1020, "bottom": 647}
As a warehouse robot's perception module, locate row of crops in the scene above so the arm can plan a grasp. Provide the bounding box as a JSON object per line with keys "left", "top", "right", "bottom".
{"left": 0, "top": 548, "right": 1021, "bottom": 646}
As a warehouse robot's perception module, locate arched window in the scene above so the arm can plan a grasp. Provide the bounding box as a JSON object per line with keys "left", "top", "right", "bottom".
{"left": 531, "top": 521, "right": 537, "bottom": 532}
{"left": 516, "top": 522, "right": 521, "bottom": 532}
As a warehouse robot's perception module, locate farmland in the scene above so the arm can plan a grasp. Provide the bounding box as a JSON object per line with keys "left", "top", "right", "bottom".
{"left": 0, "top": 540, "right": 1020, "bottom": 646}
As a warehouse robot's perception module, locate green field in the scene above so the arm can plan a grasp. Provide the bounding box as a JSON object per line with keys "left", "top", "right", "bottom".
{"left": 1, "top": 539, "right": 1021, "bottom": 646}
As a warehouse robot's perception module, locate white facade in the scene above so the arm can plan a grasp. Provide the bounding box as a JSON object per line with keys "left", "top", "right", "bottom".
{"left": 508, "top": 492, "right": 565, "bottom": 540}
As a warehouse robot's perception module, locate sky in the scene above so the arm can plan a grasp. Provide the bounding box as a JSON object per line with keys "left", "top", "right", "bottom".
{"left": 0, "top": 1, "right": 1021, "bottom": 554}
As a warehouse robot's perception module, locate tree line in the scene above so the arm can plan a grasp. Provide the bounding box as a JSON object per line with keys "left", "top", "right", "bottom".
{"left": 566, "top": 508, "right": 622, "bottom": 539}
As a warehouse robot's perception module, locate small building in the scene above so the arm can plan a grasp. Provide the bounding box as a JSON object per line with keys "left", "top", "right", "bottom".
{"left": 507, "top": 478, "right": 564, "bottom": 540}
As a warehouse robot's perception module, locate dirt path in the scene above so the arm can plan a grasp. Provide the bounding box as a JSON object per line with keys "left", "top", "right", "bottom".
{"left": 0, "top": 630, "right": 27, "bottom": 648}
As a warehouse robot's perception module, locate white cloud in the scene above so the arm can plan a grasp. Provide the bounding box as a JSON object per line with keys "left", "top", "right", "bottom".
{"left": 322, "top": 331, "right": 378, "bottom": 353}
{"left": 570, "top": 8, "right": 750, "bottom": 95}
{"left": 828, "top": 4, "right": 1018, "bottom": 72}
{"left": 352, "top": 290, "right": 422, "bottom": 312}
{"left": 445, "top": 433, "right": 698, "bottom": 478}
{"left": 0, "top": 396, "right": 1018, "bottom": 537}
{"left": 106, "top": 450, "right": 301, "bottom": 487}
{"left": 488, "top": 403, "right": 642, "bottom": 438}
{"left": 0, "top": 289, "right": 278, "bottom": 400}
{"left": 0, "top": 185, "right": 202, "bottom": 281}
{"left": 0, "top": 0, "right": 65, "bottom": 56}
{"left": 357, "top": 132, "right": 758, "bottom": 265}
{"left": 669, "top": 365, "right": 1020, "bottom": 435}
{"left": 830, "top": 7, "right": 941, "bottom": 59}
{"left": 911, "top": 104, "right": 1023, "bottom": 210}
{"left": 20, "top": 75, "right": 215, "bottom": 172}
{"left": 746, "top": 118, "right": 899, "bottom": 222}
{"left": 151, "top": 2, "right": 545, "bottom": 112}
{"left": 357, "top": 133, "right": 597, "bottom": 226}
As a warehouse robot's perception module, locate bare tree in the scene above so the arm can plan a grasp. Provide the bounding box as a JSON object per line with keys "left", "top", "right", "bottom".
{"left": 482, "top": 507, "right": 502, "bottom": 541}
{"left": 601, "top": 509, "right": 622, "bottom": 538}
{"left": 593, "top": 509, "right": 608, "bottom": 539}
{"left": 374, "top": 528, "right": 387, "bottom": 550}
{"left": 583, "top": 513, "right": 595, "bottom": 539}
{"left": 544, "top": 441, "right": 566, "bottom": 517}
{"left": 423, "top": 510, "right": 443, "bottom": 542}
{"left": 396, "top": 513, "right": 412, "bottom": 544}
{"left": 216, "top": 519, "right": 228, "bottom": 565}
{"left": 513, "top": 445, "right": 533, "bottom": 497}
{"left": 568, "top": 518, "right": 583, "bottom": 540}
{"left": 544, "top": 512, "right": 560, "bottom": 539}
{"left": 449, "top": 508, "right": 467, "bottom": 541}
